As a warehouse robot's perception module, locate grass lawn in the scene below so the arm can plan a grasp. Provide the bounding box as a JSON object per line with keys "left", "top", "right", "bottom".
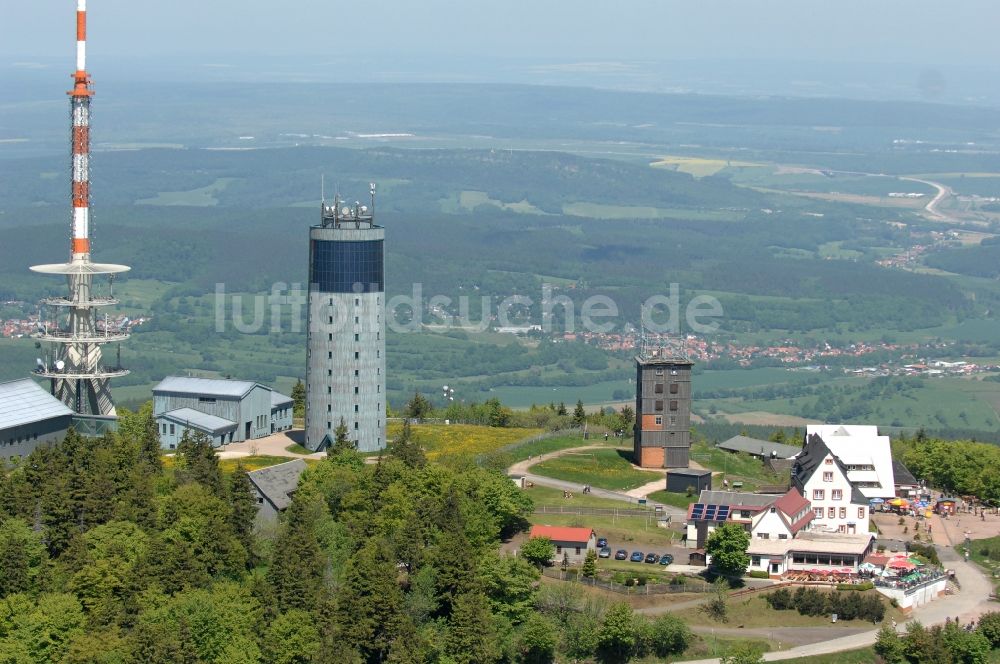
{"left": 527, "top": 484, "right": 648, "bottom": 510}
{"left": 532, "top": 448, "right": 662, "bottom": 491}
{"left": 285, "top": 443, "right": 312, "bottom": 455}
{"left": 166, "top": 455, "right": 314, "bottom": 474}
{"left": 673, "top": 591, "right": 904, "bottom": 629}
{"left": 647, "top": 490, "right": 697, "bottom": 510}
{"left": 386, "top": 422, "right": 543, "bottom": 460}
{"left": 530, "top": 512, "right": 681, "bottom": 548}
{"left": 678, "top": 636, "right": 773, "bottom": 662}
{"left": 687, "top": 440, "right": 789, "bottom": 491}
{"left": 770, "top": 647, "right": 880, "bottom": 664}
{"left": 957, "top": 534, "right": 1000, "bottom": 594}
{"left": 503, "top": 433, "right": 620, "bottom": 463}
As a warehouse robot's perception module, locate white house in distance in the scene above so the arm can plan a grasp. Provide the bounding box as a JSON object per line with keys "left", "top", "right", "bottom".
{"left": 806, "top": 425, "right": 895, "bottom": 500}
{"left": 528, "top": 525, "right": 597, "bottom": 564}
{"left": 792, "top": 433, "right": 870, "bottom": 534}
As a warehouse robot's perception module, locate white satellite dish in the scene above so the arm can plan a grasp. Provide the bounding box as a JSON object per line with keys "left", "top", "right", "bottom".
{"left": 55, "top": 360, "right": 65, "bottom": 371}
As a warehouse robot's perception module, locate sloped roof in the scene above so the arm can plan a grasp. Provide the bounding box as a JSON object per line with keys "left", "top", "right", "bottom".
{"left": 247, "top": 459, "right": 308, "bottom": 511}
{"left": 271, "top": 391, "right": 293, "bottom": 408}
{"left": 0, "top": 378, "right": 73, "bottom": 430}
{"left": 529, "top": 525, "right": 595, "bottom": 543}
{"left": 806, "top": 424, "right": 894, "bottom": 499}
{"left": 773, "top": 487, "right": 810, "bottom": 517}
{"left": 793, "top": 434, "right": 867, "bottom": 505}
{"left": 717, "top": 435, "right": 801, "bottom": 459}
{"left": 892, "top": 459, "right": 918, "bottom": 486}
{"left": 154, "top": 376, "right": 264, "bottom": 399}
{"left": 158, "top": 408, "right": 237, "bottom": 434}
{"left": 697, "top": 490, "right": 775, "bottom": 509}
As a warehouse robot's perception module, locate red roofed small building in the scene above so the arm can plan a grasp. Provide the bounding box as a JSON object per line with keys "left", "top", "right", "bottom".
{"left": 529, "top": 525, "right": 597, "bottom": 564}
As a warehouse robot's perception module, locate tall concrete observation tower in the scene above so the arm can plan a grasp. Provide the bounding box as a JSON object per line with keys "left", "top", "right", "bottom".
{"left": 30, "top": 0, "right": 130, "bottom": 416}
{"left": 633, "top": 343, "right": 693, "bottom": 469}
{"left": 305, "top": 187, "right": 386, "bottom": 452}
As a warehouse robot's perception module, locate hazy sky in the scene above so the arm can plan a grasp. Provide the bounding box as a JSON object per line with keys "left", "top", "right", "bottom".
{"left": 1, "top": 0, "right": 997, "bottom": 67}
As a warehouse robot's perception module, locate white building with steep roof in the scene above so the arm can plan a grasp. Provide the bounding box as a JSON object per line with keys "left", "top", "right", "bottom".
{"left": 806, "top": 425, "right": 895, "bottom": 500}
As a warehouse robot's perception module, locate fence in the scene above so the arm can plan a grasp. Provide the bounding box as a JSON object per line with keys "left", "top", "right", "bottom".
{"left": 533, "top": 506, "right": 659, "bottom": 518}
{"left": 541, "top": 567, "right": 714, "bottom": 595}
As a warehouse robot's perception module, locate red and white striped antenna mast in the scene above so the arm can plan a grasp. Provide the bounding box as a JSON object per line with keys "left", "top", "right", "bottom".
{"left": 70, "top": 0, "right": 93, "bottom": 260}
{"left": 28, "top": 0, "right": 132, "bottom": 417}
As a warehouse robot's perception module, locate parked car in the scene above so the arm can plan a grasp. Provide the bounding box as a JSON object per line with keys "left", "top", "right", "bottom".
{"left": 644, "top": 553, "right": 659, "bottom": 564}
{"left": 596, "top": 537, "right": 608, "bottom": 548}
{"left": 630, "top": 551, "right": 644, "bottom": 562}
{"left": 659, "top": 553, "right": 674, "bottom": 565}
{"left": 615, "top": 549, "right": 628, "bottom": 560}
{"left": 599, "top": 546, "right": 612, "bottom": 559}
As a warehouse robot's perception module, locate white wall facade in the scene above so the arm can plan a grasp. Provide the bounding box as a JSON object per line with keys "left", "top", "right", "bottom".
{"left": 801, "top": 452, "right": 869, "bottom": 534}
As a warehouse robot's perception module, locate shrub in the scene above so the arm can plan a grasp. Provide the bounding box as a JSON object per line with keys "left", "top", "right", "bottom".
{"left": 978, "top": 611, "right": 1000, "bottom": 647}
{"left": 669, "top": 575, "right": 686, "bottom": 586}
{"left": 747, "top": 570, "right": 769, "bottom": 579}
{"left": 837, "top": 582, "right": 875, "bottom": 591}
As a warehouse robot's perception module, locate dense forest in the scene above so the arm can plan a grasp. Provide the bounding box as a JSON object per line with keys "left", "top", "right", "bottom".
{"left": 0, "top": 408, "right": 700, "bottom": 663}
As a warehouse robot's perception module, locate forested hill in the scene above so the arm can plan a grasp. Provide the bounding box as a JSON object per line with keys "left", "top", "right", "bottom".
{"left": 0, "top": 145, "right": 763, "bottom": 212}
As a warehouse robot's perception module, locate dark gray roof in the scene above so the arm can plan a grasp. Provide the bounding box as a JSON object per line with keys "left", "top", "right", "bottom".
{"left": 0, "top": 378, "right": 73, "bottom": 430}
{"left": 247, "top": 459, "right": 308, "bottom": 511}
{"left": 696, "top": 489, "right": 775, "bottom": 508}
{"left": 793, "top": 434, "right": 867, "bottom": 505}
{"left": 154, "top": 376, "right": 264, "bottom": 399}
{"left": 271, "top": 391, "right": 293, "bottom": 408}
{"left": 667, "top": 468, "right": 712, "bottom": 477}
{"left": 158, "top": 408, "right": 237, "bottom": 434}
{"left": 718, "top": 435, "right": 801, "bottom": 459}
{"left": 892, "top": 459, "right": 918, "bottom": 486}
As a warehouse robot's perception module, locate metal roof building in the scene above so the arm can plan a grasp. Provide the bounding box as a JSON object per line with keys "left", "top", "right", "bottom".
{"left": 0, "top": 378, "right": 75, "bottom": 461}
{"left": 247, "top": 459, "right": 308, "bottom": 523}
{"left": 153, "top": 376, "right": 293, "bottom": 448}
{"left": 717, "top": 435, "right": 801, "bottom": 460}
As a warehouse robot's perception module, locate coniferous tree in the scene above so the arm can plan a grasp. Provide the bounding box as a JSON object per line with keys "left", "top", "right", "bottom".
{"left": 175, "top": 431, "right": 224, "bottom": 497}
{"left": 0, "top": 534, "right": 29, "bottom": 597}
{"left": 386, "top": 420, "right": 426, "bottom": 469}
{"left": 572, "top": 400, "right": 586, "bottom": 427}
{"left": 291, "top": 379, "right": 306, "bottom": 418}
{"left": 444, "top": 592, "right": 499, "bottom": 664}
{"left": 267, "top": 496, "right": 326, "bottom": 614}
{"left": 557, "top": 402, "right": 568, "bottom": 416}
{"left": 329, "top": 418, "right": 355, "bottom": 457}
{"left": 333, "top": 540, "right": 414, "bottom": 662}
{"left": 228, "top": 463, "right": 258, "bottom": 567}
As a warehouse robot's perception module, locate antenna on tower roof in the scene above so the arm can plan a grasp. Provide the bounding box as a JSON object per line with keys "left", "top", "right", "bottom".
{"left": 321, "top": 174, "right": 325, "bottom": 206}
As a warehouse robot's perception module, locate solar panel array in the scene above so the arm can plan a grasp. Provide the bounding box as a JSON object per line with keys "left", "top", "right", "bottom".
{"left": 690, "top": 504, "right": 730, "bottom": 522}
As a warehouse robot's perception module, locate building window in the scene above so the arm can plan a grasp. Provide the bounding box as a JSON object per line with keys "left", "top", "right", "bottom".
{"left": 654, "top": 400, "right": 664, "bottom": 412}
{"left": 575, "top": 547, "right": 581, "bottom": 555}
{"left": 812, "top": 489, "right": 824, "bottom": 500}
{"left": 655, "top": 368, "right": 663, "bottom": 376}
{"left": 670, "top": 383, "right": 679, "bottom": 394}
{"left": 858, "top": 507, "right": 866, "bottom": 519}
{"left": 778, "top": 534, "right": 788, "bottom": 539}
{"left": 828, "top": 507, "right": 836, "bottom": 519}
{"left": 328, "top": 370, "right": 332, "bottom": 377}
{"left": 328, "top": 351, "right": 332, "bottom": 359}
{"left": 669, "top": 416, "right": 676, "bottom": 425}
{"left": 329, "top": 316, "right": 333, "bottom": 324}
{"left": 669, "top": 400, "right": 678, "bottom": 411}
{"left": 327, "top": 387, "right": 332, "bottom": 394}
{"left": 832, "top": 489, "right": 842, "bottom": 500}
{"left": 758, "top": 533, "right": 769, "bottom": 539}
{"left": 814, "top": 507, "right": 824, "bottom": 518}
{"left": 654, "top": 416, "right": 662, "bottom": 425}
{"left": 823, "top": 472, "right": 833, "bottom": 482}
{"left": 354, "top": 387, "right": 359, "bottom": 394}
{"left": 354, "top": 352, "right": 360, "bottom": 359}
{"left": 327, "top": 422, "right": 331, "bottom": 429}
{"left": 354, "top": 369, "right": 359, "bottom": 377}
{"left": 354, "top": 405, "right": 359, "bottom": 412}
{"left": 328, "top": 333, "right": 333, "bottom": 341}
{"left": 839, "top": 507, "right": 846, "bottom": 519}
{"left": 327, "top": 405, "right": 331, "bottom": 412}
{"left": 355, "top": 316, "right": 359, "bottom": 324}
{"left": 556, "top": 546, "right": 562, "bottom": 554}
{"left": 824, "top": 458, "right": 833, "bottom": 464}
{"left": 354, "top": 333, "right": 359, "bottom": 342}
{"left": 198, "top": 397, "right": 216, "bottom": 404}
{"left": 751, "top": 555, "right": 761, "bottom": 567}
{"left": 354, "top": 421, "right": 359, "bottom": 429}
{"left": 356, "top": 298, "right": 360, "bottom": 306}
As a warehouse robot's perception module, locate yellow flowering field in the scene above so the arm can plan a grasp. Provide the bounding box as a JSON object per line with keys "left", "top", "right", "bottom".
{"left": 386, "top": 422, "right": 544, "bottom": 459}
